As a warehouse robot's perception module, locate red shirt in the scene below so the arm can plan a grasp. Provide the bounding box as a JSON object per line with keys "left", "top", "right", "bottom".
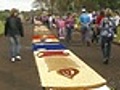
{"left": 96, "top": 15, "right": 104, "bottom": 26}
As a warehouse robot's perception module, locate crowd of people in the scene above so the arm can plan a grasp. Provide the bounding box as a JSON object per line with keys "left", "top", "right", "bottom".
{"left": 33, "top": 7, "right": 120, "bottom": 64}
{"left": 4, "top": 7, "right": 120, "bottom": 64}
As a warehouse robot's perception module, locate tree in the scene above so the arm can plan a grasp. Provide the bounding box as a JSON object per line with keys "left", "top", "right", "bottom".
{"left": 32, "top": 0, "right": 120, "bottom": 13}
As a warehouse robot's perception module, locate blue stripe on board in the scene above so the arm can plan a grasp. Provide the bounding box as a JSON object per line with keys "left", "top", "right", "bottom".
{"left": 32, "top": 43, "right": 67, "bottom": 51}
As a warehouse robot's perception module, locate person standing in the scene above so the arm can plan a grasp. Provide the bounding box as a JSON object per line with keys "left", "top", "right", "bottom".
{"left": 100, "top": 9, "right": 115, "bottom": 64}
{"left": 56, "top": 17, "right": 66, "bottom": 39}
{"left": 95, "top": 10, "right": 105, "bottom": 44}
{"left": 65, "top": 13, "right": 74, "bottom": 43}
{"left": 4, "top": 8, "right": 24, "bottom": 62}
{"left": 79, "top": 8, "right": 91, "bottom": 46}
{"left": 113, "top": 11, "right": 120, "bottom": 37}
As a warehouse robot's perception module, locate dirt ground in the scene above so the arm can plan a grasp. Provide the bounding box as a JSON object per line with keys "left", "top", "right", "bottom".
{"left": 0, "top": 23, "right": 120, "bottom": 90}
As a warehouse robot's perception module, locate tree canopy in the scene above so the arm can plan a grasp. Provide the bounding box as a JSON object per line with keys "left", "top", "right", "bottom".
{"left": 32, "top": 0, "right": 120, "bottom": 13}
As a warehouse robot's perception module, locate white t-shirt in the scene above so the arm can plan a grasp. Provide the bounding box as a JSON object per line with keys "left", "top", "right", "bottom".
{"left": 114, "top": 15, "right": 120, "bottom": 26}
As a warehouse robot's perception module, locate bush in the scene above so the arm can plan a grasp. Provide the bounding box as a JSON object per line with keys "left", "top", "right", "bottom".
{"left": 0, "top": 11, "right": 9, "bottom": 21}
{"left": 0, "top": 21, "right": 4, "bottom": 35}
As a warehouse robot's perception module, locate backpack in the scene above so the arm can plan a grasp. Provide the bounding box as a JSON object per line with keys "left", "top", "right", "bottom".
{"left": 100, "top": 17, "right": 115, "bottom": 41}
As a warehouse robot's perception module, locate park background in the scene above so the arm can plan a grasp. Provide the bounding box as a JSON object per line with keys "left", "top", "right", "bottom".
{"left": 1, "top": 0, "right": 120, "bottom": 43}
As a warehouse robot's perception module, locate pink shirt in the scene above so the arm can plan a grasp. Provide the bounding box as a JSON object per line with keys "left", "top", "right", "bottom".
{"left": 56, "top": 19, "right": 65, "bottom": 29}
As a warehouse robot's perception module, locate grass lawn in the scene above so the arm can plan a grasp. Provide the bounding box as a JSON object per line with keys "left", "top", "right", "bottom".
{"left": 114, "top": 26, "right": 120, "bottom": 43}
{"left": 0, "top": 21, "right": 4, "bottom": 35}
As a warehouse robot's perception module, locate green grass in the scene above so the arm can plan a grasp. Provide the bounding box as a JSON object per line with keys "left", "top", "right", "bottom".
{"left": 114, "top": 26, "right": 120, "bottom": 43}
{"left": 0, "top": 21, "right": 4, "bottom": 35}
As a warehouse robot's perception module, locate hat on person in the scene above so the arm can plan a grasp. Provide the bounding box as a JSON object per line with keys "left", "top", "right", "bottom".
{"left": 81, "top": 8, "right": 86, "bottom": 12}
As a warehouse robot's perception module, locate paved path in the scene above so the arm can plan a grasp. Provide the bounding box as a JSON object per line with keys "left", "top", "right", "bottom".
{"left": 0, "top": 23, "right": 120, "bottom": 90}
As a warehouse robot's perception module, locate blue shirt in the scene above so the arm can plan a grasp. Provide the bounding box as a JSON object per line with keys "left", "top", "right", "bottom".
{"left": 79, "top": 13, "right": 90, "bottom": 24}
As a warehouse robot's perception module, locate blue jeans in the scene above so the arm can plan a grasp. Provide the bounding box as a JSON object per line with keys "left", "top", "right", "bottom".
{"left": 101, "top": 36, "right": 112, "bottom": 60}
{"left": 81, "top": 25, "right": 91, "bottom": 45}
{"left": 8, "top": 36, "right": 21, "bottom": 58}
{"left": 66, "top": 27, "right": 72, "bottom": 42}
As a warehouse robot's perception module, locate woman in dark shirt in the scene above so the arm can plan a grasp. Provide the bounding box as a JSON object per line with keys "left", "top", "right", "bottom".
{"left": 4, "top": 8, "right": 24, "bottom": 62}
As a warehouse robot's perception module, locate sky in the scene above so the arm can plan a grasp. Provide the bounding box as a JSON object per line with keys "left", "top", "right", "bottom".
{"left": 0, "top": 0, "right": 35, "bottom": 11}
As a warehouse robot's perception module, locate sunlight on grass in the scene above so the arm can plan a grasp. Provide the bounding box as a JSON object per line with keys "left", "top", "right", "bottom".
{"left": 0, "top": 21, "right": 4, "bottom": 35}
